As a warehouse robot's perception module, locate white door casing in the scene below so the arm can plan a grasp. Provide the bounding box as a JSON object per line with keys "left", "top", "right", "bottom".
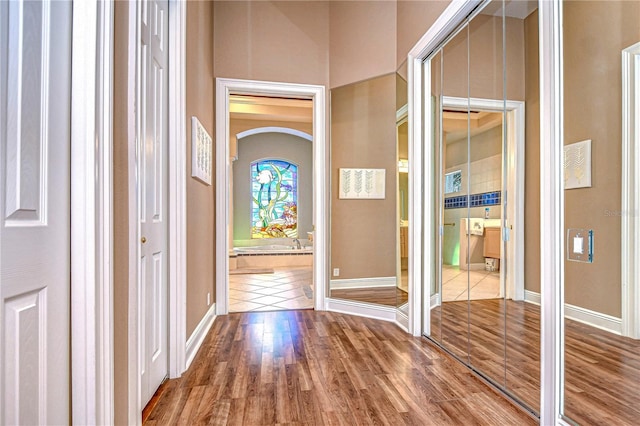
{"left": 139, "top": 0, "right": 169, "bottom": 407}
{"left": 621, "top": 41, "right": 640, "bottom": 339}
{"left": 216, "top": 78, "right": 327, "bottom": 315}
{"left": 439, "top": 96, "right": 525, "bottom": 302}
{"left": 0, "top": 1, "right": 72, "bottom": 424}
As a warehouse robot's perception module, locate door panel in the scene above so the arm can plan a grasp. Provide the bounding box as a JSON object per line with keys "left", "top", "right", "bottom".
{"left": 0, "top": 1, "right": 71, "bottom": 424}
{"left": 139, "top": 0, "right": 169, "bottom": 408}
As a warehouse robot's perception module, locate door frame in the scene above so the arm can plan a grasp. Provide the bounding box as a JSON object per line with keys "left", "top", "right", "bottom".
{"left": 70, "top": 0, "right": 187, "bottom": 424}
{"left": 70, "top": 1, "right": 115, "bottom": 424}
{"left": 440, "top": 95, "right": 525, "bottom": 302}
{"left": 621, "top": 41, "right": 640, "bottom": 339}
{"left": 215, "top": 78, "right": 327, "bottom": 314}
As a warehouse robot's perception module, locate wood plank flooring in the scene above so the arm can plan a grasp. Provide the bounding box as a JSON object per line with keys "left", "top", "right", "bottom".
{"left": 330, "top": 287, "right": 409, "bottom": 307}
{"left": 144, "top": 310, "right": 534, "bottom": 425}
{"left": 431, "top": 299, "right": 640, "bottom": 425}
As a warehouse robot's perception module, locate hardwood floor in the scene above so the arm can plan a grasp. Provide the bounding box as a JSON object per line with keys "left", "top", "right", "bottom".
{"left": 330, "top": 287, "right": 409, "bottom": 307}
{"left": 431, "top": 299, "right": 640, "bottom": 425}
{"left": 144, "top": 310, "right": 533, "bottom": 425}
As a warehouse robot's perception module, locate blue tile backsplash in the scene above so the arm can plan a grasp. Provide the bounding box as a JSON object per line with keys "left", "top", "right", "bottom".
{"left": 444, "top": 191, "right": 501, "bottom": 209}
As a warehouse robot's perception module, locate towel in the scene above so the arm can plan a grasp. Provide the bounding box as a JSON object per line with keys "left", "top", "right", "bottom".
{"left": 469, "top": 218, "right": 484, "bottom": 236}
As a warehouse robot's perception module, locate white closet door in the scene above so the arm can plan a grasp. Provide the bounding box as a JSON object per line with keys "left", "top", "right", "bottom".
{"left": 139, "top": 0, "right": 169, "bottom": 408}
{"left": 0, "top": 1, "right": 72, "bottom": 424}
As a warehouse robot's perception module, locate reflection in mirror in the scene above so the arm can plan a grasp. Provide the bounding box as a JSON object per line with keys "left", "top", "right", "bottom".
{"left": 426, "top": 0, "right": 541, "bottom": 416}
{"left": 504, "top": 0, "right": 540, "bottom": 414}
{"left": 396, "top": 64, "right": 409, "bottom": 314}
{"left": 438, "top": 25, "right": 471, "bottom": 364}
{"left": 467, "top": 0, "right": 506, "bottom": 398}
{"left": 397, "top": 109, "right": 409, "bottom": 313}
{"left": 330, "top": 73, "right": 404, "bottom": 308}
{"left": 562, "top": 1, "right": 640, "bottom": 424}
{"left": 430, "top": 49, "right": 443, "bottom": 344}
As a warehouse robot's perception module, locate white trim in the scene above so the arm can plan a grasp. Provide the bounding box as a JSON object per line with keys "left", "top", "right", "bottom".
{"left": 124, "top": 3, "right": 140, "bottom": 424}
{"left": 407, "top": 0, "right": 486, "bottom": 338}
{"left": 216, "top": 78, "right": 327, "bottom": 315}
{"left": 430, "top": 293, "right": 441, "bottom": 308}
{"left": 95, "top": 2, "right": 114, "bottom": 423}
{"left": 71, "top": 0, "right": 114, "bottom": 423}
{"left": 325, "top": 298, "right": 397, "bottom": 322}
{"left": 524, "top": 289, "right": 541, "bottom": 305}
{"left": 442, "top": 96, "right": 526, "bottom": 302}
{"left": 396, "top": 104, "right": 408, "bottom": 123}
{"left": 185, "top": 303, "right": 217, "bottom": 370}
{"left": 236, "top": 126, "right": 313, "bottom": 142}
{"left": 396, "top": 307, "right": 409, "bottom": 332}
{"left": 621, "top": 41, "right": 640, "bottom": 339}
{"left": 539, "top": 1, "right": 564, "bottom": 424}
{"left": 330, "top": 276, "right": 396, "bottom": 290}
{"left": 566, "top": 305, "right": 621, "bottom": 335}
{"left": 526, "top": 291, "right": 622, "bottom": 335}
{"left": 167, "top": 0, "right": 187, "bottom": 380}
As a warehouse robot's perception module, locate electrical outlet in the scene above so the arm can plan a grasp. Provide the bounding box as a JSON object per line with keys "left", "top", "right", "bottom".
{"left": 333, "top": 268, "right": 340, "bottom": 277}
{"left": 207, "top": 292, "right": 211, "bottom": 306}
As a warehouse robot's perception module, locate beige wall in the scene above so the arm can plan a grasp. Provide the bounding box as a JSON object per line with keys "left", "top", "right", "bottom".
{"left": 186, "top": 0, "right": 215, "bottom": 336}
{"left": 329, "top": 1, "right": 396, "bottom": 89}
{"left": 524, "top": 10, "right": 540, "bottom": 294}
{"left": 396, "top": 0, "right": 451, "bottom": 67}
{"left": 113, "top": 2, "right": 133, "bottom": 423}
{"left": 330, "top": 74, "right": 398, "bottom": 280}
{"left": 230, "top": 119, "right": 313, "bottom": 159}
{"left": 563, "top": 1, "right": 640, "bottom": 317}
{"left": 213, "top": 1, "right": 330, "bottom": 87}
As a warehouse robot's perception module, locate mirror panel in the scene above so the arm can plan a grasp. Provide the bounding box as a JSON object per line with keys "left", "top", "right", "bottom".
{"left": 504, "top": 0, "right": 540, "bottom": 413}
{"left": 396, "top": 65, "right": 409, "bottom": 313}
{"left": 329, "top": 73, "right": 402, "bottom": 308}
{"left": 467, "top": 1, "right": 506, "bottom": 388}
{"left": 430, "top": 49, "right": 443, "bottom": 343}
{"left": 439, "top": 26, "right": 471, "bottom": 363}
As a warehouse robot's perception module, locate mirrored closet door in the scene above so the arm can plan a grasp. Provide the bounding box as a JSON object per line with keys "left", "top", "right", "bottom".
{"left": 426, "top": 0, "right": 541, "bottom": 415}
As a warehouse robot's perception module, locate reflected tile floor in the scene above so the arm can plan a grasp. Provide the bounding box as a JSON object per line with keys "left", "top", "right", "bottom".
{"left": 442, "top": 264, "right": 500, "bottom": 302}
{"left": 229, "top": 266, "right": 313, "bottom": 312}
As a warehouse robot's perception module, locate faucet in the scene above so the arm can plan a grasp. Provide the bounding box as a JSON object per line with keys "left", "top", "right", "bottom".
{"left": 292, "top": 238, "right": 301, "bottom": 250}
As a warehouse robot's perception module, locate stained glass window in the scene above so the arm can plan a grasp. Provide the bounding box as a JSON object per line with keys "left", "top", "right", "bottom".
{"left": 251, "top": 159, "right": 298, "bottom": 239}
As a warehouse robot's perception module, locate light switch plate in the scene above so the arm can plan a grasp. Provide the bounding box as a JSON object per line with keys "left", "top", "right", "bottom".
{"left": 567, "top": 228, "right": 593, "bottom": 263}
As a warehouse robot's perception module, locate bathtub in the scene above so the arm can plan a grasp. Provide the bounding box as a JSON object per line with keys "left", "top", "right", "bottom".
{"left": 232, "top": 240, "right": 313, "bottom": 268}
{"left": 234, "top": 244, "right": 313, "bottom": 254}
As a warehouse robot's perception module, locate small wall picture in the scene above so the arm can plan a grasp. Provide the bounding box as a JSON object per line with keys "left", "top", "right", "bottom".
{"left": 192, "top": 116, "right": 212, "bottom": 185}
{"left": 564, "top": 139, "right": 591, "bottom": 189}
{"left": 339, "top": 168, "right": 386, "bottom": 199}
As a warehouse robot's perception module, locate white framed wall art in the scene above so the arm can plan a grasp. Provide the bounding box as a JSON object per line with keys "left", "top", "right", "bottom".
{"left": 192, "top": 116, "right": 212, "bottom": 185}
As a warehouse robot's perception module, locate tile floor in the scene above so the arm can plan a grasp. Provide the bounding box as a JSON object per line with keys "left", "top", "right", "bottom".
{"left": 228, "top": 266, "right": 313, "bottom": 312}
{"left": 441, "top": 264, "right": 501, "bottom": 301}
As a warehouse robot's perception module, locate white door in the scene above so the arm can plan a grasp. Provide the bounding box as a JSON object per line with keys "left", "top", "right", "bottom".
{"left": 139, "top": 0, "right": 169, "bottom": 407}
{"left": 0, "top": 1, "right": 72, "bottom": 424}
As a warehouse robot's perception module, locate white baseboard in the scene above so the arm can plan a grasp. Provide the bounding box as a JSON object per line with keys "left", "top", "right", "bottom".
{"left": 325, "top": 297, "right": 396, "bottom": 322}
{"left": 461, "top": 263, "right": 485, "bottom": 271}
{"left": 430, "top": 293, "right": 441, "bottom": 308}
{"left": 330, "top": 276, "right": 396, "bottom": 290}
{"left": 396, "top": 307, "right": 409, "bottom": 332}
{"left": 524, "top": 290, "right": 541, "bottom": 305}
{"left": 524, "top": 291, "right": 621, "bottom": 335}
{"left": 185, "top": 303, "right": 217, "bottom": 370}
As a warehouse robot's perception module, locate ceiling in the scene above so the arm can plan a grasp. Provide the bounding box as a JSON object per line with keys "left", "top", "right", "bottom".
{"left": 229, "top": 95, "right": 313, "bottom": 123}
{"left": 443, "top": 110, "right": 503, "bottom": 144}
